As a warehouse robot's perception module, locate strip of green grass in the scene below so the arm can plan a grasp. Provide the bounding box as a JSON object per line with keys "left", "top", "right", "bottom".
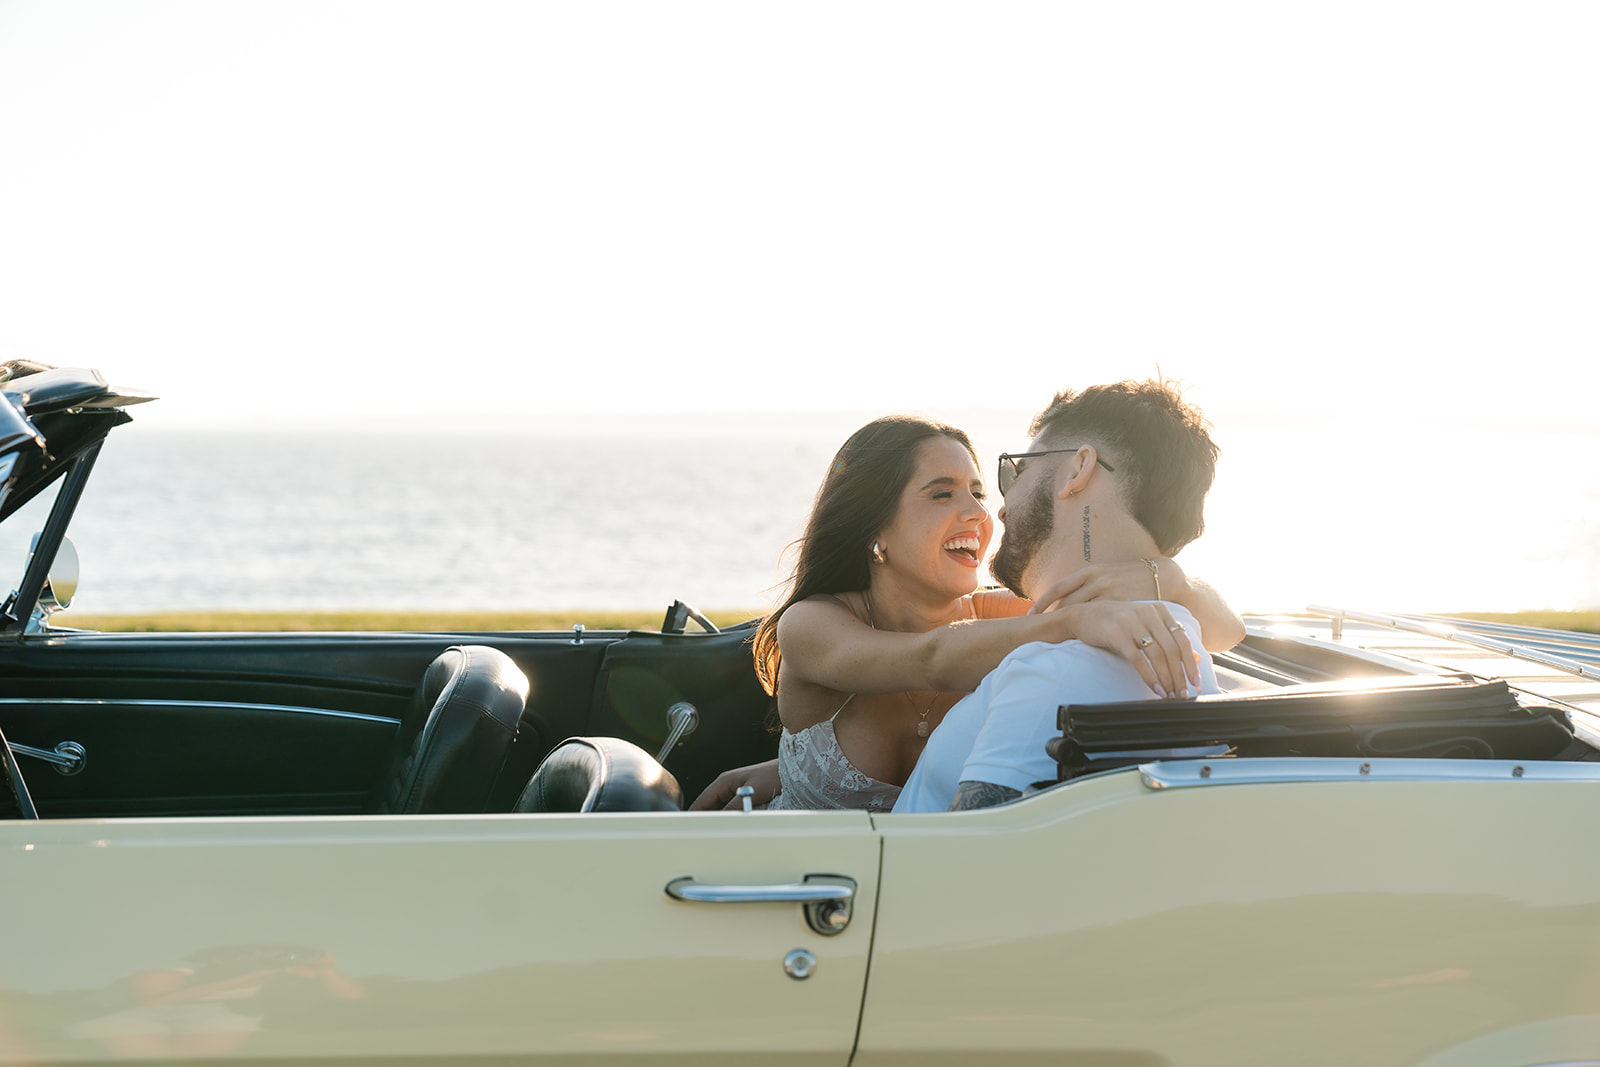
{"left": 1450, "top": 610, "right": 1600, "bottom": 635}
{"left": 54, "top": 609, "right": 765, "bottom": 633}
{"left": 52, "top": 608, "right": 1600, "bottom": 634}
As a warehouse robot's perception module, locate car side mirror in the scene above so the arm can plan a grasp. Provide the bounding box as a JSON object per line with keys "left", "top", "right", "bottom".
{"left": 8, "top": 533, "right": 80, "bottom": 634}
{"left": 38, "top": 535, "right": 78, "bottom": 615}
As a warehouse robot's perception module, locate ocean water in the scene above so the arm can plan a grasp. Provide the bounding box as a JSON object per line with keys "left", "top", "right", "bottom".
{"left": 10, "top": 411, "right": 1599, "bottom": 617}
{"left": 40, "top": 428, "right": 837, "bottom": 615}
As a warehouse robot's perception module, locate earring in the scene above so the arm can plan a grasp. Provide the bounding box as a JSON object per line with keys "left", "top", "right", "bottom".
{"left": 871, "top": 540, "right": 887, "bottom": 565}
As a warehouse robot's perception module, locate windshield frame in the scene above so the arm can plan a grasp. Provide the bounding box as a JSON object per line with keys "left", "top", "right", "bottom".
{"left": 0, "top": 445, "right": 102, "bottom": 635}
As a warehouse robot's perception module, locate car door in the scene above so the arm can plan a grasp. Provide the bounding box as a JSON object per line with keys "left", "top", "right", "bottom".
{"left": 860, "top": 764, "right": 1600, "bottom": 1067}
{"left": 0, "top": 629, "right": 598, "bottom": 818}
{"left": 0, "top": 808, "right": 879, "bottom": 1064}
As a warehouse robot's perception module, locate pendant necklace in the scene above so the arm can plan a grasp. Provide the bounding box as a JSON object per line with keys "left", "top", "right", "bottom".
{"left": 905, "top": 690, "right": 937, "bottom": 738}
{"left": 866, "top": 588, "right": 941, "bottom": 738}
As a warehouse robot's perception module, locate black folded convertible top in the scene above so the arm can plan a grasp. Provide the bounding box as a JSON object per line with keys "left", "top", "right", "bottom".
{"left": 0, "top": 362, "right": 156, "bottom": 415}
{"left": 1050, "top": 674, "right": 1575, "bottom": 779}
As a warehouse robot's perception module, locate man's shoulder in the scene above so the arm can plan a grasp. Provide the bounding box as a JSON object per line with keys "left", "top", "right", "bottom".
{"left": 980, "top": 639, "right": 1121, "bottom": 711}
{"left": 1000, "top": 603, "right": 1206, "bottom": 668}
{"left": 996, "top": 636, "right": 1119, "bottom": 675}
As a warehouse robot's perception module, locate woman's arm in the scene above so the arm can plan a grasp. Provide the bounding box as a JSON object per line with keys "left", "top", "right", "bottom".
{"left": 1028, "top": 558, "right": 1246, "bottom": 652}
{"left": 776, "top": 594, "right": 1198, "bottom": 730}
{"left": 1170, "top": 574, "right": 1246, "bottom": 651}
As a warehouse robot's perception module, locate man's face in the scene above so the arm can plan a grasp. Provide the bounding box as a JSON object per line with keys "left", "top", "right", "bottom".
{"left": 989, "top": 446, "right": 1057, "bottom": 598}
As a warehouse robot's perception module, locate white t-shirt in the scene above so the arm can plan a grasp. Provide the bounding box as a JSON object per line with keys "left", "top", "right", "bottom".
{"left": 893, "top": 604, "right": 1219, "bottom": 812}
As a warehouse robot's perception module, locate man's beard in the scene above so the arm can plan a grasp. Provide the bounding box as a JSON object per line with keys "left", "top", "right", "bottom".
{"left": 990, "top": 479, "right": 1054, "bottom": 598}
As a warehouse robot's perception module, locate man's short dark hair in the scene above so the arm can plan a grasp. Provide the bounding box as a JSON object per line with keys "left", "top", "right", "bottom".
{"left": 1029, "top": 380, "right": 1218, "bottom": 556}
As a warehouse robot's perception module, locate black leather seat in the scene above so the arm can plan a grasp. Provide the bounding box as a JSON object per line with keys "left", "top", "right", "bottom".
{"left": 514, "top": 736, "right": 682, "bottom": 813}
{"left": 376, "top": 645, "right": 529, "bottom": 814}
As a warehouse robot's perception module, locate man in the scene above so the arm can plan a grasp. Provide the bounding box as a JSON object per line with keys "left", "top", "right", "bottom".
{"left": 894, "top": 379, "right": 1224, "bottom": 812}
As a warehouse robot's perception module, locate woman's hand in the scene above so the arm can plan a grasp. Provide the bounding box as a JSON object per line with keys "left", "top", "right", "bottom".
{"left": 1030, "top": 558, "right": 1246, "bottom": 652}
{"left": 1050, "top": 601, "right": 1200, "bottom": 699}
{"left": 689, "top": 758, "right": 781, "bottom": 810}
{"left": 1028, "top": 560, "right": 1165, "bottom": 610}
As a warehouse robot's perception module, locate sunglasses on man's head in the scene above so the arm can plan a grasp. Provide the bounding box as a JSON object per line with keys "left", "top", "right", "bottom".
{"left": 996, "top": 448, "right": 1115, "bottom": 497}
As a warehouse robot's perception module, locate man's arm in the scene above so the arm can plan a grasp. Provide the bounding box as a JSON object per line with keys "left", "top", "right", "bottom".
{"left": 947, "top": 780, "right": 1022, "bottom": 811}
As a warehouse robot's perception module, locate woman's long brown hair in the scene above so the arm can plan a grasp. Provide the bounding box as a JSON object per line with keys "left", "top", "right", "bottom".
{"left": 751, "top": 415, "right": 978, "bottom": 695}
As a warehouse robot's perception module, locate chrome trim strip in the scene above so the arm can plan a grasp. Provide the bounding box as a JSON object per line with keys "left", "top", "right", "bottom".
{"left": 0, "top": 696, "right": 396, "bottom": 725}
{"left": 1309, "top": 605, "right": 1600, "bottom": 683}
{"left": 1423, "top": 614, "right": 1600, "bottom": 662}
{"left": 1139, "top": 757, "right": 1600, "bottom": 790}
{"left": 1244, "top": 624, "right": 1445, "bottom": 677}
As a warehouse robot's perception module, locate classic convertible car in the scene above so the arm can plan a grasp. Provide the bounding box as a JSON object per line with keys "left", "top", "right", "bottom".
{"left": 3, "top": 361, "right": 1600, "bottom": 1067}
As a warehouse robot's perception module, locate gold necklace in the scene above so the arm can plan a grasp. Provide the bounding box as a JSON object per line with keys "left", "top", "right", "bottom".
{"left": 865, "top": 588, "right": 940, "bottom": 737}
{"left": 905, "top": 690, "right": 938, "bottom": 738}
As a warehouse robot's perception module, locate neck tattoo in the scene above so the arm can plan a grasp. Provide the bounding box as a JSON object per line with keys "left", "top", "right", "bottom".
{"left": 1081, "top": 505, "right": 1092, "bottom": 563}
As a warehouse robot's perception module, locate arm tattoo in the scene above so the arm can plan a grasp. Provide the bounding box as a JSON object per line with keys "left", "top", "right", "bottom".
{"left": 947, "top": 780, "right": 1022, "bottom": 811}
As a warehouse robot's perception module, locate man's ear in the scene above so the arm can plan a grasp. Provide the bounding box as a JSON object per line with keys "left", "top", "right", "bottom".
{"left": 1055, "top": 445, "right": 1102, "bottom": 500}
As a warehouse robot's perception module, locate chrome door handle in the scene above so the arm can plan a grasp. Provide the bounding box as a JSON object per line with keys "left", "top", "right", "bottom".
{"left": 665, "top": 878, "right": 852, "bottom": 904}
{"left": 665, "top": 874, "right": 856, "bottom": 935}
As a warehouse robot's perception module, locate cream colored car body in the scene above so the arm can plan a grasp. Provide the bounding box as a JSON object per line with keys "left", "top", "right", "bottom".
{"left": 6, "top": 366, "right": 1599, "bottom": 1064}
{"left": 867, "top": 766, "right": 1600, "bottom": 1067}
{"left": 5, "top": 756, "right": 1600, "bottom": 1066}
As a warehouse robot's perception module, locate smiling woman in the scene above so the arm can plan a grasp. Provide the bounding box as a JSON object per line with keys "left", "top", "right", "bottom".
{"left": 751, "top": 415, "right": 1020, "bottom": 810}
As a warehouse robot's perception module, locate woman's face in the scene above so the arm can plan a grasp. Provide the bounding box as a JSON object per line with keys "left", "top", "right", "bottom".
{"left": 874, "top": 435, "right": 993, "bottom": 599}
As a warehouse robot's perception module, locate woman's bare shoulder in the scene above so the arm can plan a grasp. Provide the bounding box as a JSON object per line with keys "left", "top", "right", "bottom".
{"left": 775, "top": 595, "right": 863, "bottom": 729}
{"left": 780, "top": 593, "right": 865, "bottom": 630}
{"left": 776, "top": 594, "right": 867, "bottom": 660}
{"left": 971, "top": 587, "right": 1032, "bottom": 619}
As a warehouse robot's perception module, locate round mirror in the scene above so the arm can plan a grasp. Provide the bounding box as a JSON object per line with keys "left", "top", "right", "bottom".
{"left": 39, "top": 536, "right": 77, "bottom": 612}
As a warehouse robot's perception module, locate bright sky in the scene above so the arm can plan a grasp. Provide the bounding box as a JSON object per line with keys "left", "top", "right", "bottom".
{"left": 1, "top": 1, "right": 1597, "bottom": 610}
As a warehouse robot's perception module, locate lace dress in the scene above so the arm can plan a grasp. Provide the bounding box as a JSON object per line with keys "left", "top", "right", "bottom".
{"left": 764, "top": 696, "right": 903, "bottom": 811}
{"left": 765, "top": 592, "right": 978, "bottom": 811}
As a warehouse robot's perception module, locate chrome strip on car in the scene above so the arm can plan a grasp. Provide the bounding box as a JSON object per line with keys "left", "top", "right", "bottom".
{"left": 1140, "top": 757, "right": 1600, "bottom": 790}
{"left": 1309, "top": 605, "right": 1600, "bottom": 682}
{"left": 0, "top": 696, "right": 397, "bottom": 724}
